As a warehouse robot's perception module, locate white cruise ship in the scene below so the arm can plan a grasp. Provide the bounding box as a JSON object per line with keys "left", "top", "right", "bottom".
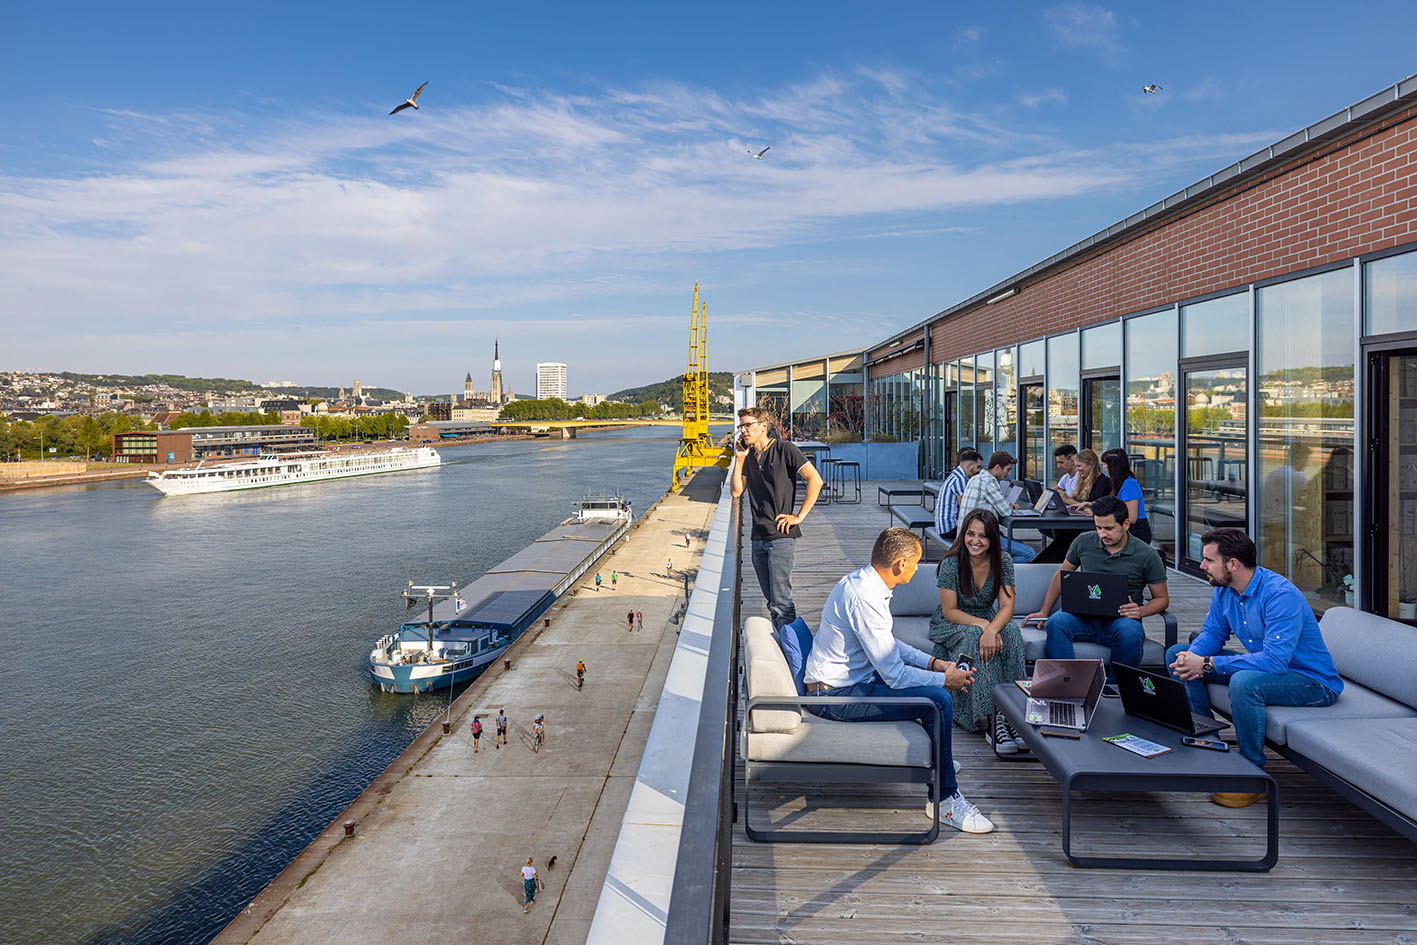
{"left": 144, "top": 446, "right": 442, "bottom": 496}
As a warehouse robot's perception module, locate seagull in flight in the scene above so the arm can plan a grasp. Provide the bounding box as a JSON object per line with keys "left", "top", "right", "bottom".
{"left": 747, "top": 146, "right": 771, "bottom": 160}
{"left": 390, "top": 81, "right": 429, "bottom": 115}
{"left": 1142, "top": 84, "right": 1163, "bottom": 95}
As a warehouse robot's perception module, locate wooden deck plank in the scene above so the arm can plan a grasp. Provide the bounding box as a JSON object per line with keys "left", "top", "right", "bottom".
{"left": 730, "top": 480, "right": 1417, "bottom": 945}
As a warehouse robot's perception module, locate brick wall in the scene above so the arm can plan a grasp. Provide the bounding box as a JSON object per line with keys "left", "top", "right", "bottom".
{"left": 913, "top": 103, "right": 1417, "bottom": 363}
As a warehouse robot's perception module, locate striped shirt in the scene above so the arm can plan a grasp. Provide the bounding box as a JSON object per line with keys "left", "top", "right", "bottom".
{"left": 935, "top": 465, "right": 970, "bottom": 535}
{"left": 959, "top": 470, "right": 1010, "bottom": 521}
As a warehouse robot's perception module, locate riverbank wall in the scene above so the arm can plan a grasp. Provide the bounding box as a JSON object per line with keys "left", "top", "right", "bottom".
{"left": 211, "top": 467, "right": 725, "bottom": 945}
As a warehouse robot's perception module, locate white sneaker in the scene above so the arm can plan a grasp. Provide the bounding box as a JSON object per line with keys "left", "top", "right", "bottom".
{"left": 952, "top": 759, "right": 961, "bottom": 775}
{"left": 925, "top": 791, "right": 996, "bottom": 834}
{"left": 987, "top": 715, "right": 1019, "bottom": 755}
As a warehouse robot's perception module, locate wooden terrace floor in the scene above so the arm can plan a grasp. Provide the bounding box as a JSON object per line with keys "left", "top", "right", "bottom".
{"left": 730, "top": 480, "right": 1417, "bottom": 945}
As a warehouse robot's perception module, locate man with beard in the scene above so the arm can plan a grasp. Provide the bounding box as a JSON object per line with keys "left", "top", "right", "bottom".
{"left": 1167, "top": 527, "right": 1342, "bottom": 808}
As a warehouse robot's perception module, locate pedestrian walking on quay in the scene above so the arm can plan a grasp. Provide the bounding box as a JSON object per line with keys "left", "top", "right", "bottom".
{"left": 522, "top": 858, "right": 540, "bottom": 913}
{"left": 595, "top": 572, "right": 602, "bottom": 592}
{"left": 635, "top": 610, "right": 643, "bottom": 632}
{"left": 666, "top": 557, "right": 673, "bottom": 576}
{"left": 470, "top": 715, "right": 483, "bottom": 752}
{"left": 533, "top": 714, "right": 545, "bottom": 750}
{"left": 685, "top": 533, "right": 691, "bottom": 548}
{"left": 495, "top": 708, "right": 508, "bottom": 748}
{"left": 627, "top": 610, "right": 635, "bottom": 631}
{"left": 576, "top": 659, "right": 586, "bottom": 689}
{"left": 611, "top": 570, "right": 618, "bottom": 590}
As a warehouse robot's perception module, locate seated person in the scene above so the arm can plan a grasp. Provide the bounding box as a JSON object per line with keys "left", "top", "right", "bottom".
{"left": 1023, "top": 496, "right": 1168, "bottom": 676}
{"left": 1052, "top": 443, "right": 1078, "bottom": 496}
{"left": 959, "top": 450, "right": 1037, "bottom": 562}
{"left": 1168, "top": 528, "right": 1342, "bottom": 809}
{"left": 1060, "top": 448, "right": 1112, "bottom": 511}
{"left": 928, "top": 509, "right": 1028, "bottom": 754}
{"left": 1101, "top": 449, "right": 1151, "bottom": 544}
{"left": 804, "top": 527, "right": 995, "bottom": 834}
{"left": 935, "top": 447, "right": 982, "bottom": 540}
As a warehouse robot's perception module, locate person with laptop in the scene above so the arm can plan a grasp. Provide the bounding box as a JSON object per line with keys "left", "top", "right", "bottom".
{"left": 1101, "top": 449, "right": 1151, "bottom": 544}
{"left": 1022, "top": 496, "right": 1169, "bottom": 676}
{"left": 1060, "top": 448, "right": 1111, "bottom": 512}
{"left": 804, "top": 527, "right": 996, "bottom": 834}
{"left": 1166, "top": 527, "right": 1342, "bottom": 808}
{"left": 1052, "top": 443, "right": 1078, "bottom": 496}
{"left": 928, "top": 509, "right": 1029, "bottom": 753}
{"left": 959, "top": 450, "right": 1037, "bottom": 562}
{"left": 934, "top": 447, "right": 982, "bottom": 540}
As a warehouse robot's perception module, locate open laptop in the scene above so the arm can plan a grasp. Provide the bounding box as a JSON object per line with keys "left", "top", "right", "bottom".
{"left": 1060, "top": 570, "right": 1130, "bottom": 617}
{"left": 1025, "top": 658, "right": 1105, "bottom": 731}
{"left": 1010, "top": 488, "right": 1064, "bottom": 517}
{"left": 1114, "top": 663, "right": 1229, "bottom": 736}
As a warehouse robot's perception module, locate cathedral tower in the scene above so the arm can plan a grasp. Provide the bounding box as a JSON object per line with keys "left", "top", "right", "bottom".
{"left": 489, "top": 338, "right": 504, "bottom": 406}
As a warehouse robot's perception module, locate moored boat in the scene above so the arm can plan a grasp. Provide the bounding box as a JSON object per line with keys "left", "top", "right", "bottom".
{"left": 144, "top": 446, "right": 441, "bottom": 495}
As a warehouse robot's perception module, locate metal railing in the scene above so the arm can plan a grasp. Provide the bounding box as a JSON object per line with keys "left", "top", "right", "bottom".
{"left": 663, "top": 491, "right": 743, "bottom": 944}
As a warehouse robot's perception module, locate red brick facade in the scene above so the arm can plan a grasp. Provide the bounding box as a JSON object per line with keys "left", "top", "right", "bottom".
{"left": 867, "top": 102, "right": 1417, "bottom": 368}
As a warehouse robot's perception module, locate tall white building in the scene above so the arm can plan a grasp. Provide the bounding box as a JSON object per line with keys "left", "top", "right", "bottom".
{"left": 536, "top": 362, "right": 568, "bottom": 401}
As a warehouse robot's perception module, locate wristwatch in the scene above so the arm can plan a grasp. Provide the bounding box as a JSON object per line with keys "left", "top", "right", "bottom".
{"left": 1203, "top": 657, "right": 1214, "bottom": 675}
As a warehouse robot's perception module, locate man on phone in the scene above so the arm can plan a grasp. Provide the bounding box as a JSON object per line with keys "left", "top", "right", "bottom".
{"left": 1166, "top": 528, "right": 1342, "bottom": 808}
{"left": 803, "top": 528, "right": 994, "bottom": 833}
{"left": 730, "top": 406, "right": 823, "bottom": 629}
{"left": 1022, "top": 496, "right": 1168, "bottom": 677}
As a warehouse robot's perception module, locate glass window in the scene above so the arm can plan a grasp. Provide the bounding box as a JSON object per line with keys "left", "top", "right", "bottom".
{"left": 959, "top": 356, "right": 975, "bottom": 446}
{"left": 1365, "top": 250, "right": 1417, "bottom": 337}
{"left": 826, "top": 356, "right": 864, "bottom": 442}
{"left": 1019, "top": 339, "right": 1045, "bottom": 379}
{"left": 975, "top": 351, "right": 995, "bottom": 459}
{"left": 755, "top": 367, "right": 789, "bottom": 439}
{"left": 995, "top": 347, "right": 1016, "bottom": 455}
{"left": 1257, "top": 269, "right": 1355, "bottom": 610}
{"left": 1125, "top": 309, "right": 1178, "bottom": 562}
{"left": 1047, "top": 333, "right": 1079, "bottom": 454}
{"left": 1182, "top": 292, "right": 1249, "bottom": 357}
{"left": 1081, "top": 322, "right": 1121, "bottom": 369}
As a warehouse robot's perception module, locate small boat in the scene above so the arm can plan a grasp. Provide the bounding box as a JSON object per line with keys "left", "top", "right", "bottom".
{"left": 368, "top": 492, "right": 633, "bottom": 693}
{"left": 144, "top": 446, "right": 441, "bottom": 495}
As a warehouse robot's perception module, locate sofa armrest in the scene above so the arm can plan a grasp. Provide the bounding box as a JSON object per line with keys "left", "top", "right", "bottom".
{"left": 1161, "top": 610, "right": 1177, "bottom": 650}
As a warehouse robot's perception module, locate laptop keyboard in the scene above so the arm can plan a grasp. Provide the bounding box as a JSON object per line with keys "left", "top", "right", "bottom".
{"left": 1048, "top": 702, "right": 1079, "bottom": 727}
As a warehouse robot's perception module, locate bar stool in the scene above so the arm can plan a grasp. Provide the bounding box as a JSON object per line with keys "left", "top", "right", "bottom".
{"left": 814, "top": 457, "right": 838, "bottom": 505}
{"left": 833, "top": 460, "right": 861, "bottom": 504}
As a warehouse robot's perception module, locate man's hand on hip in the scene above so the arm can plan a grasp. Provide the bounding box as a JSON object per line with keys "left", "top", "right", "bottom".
{"left": 775, "top": 512, "right": 802, "bottom": 533}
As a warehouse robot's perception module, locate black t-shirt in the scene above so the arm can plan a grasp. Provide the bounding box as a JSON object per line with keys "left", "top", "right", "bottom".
{"left": 743, "top": 439, "right": 808, "bottom": 541}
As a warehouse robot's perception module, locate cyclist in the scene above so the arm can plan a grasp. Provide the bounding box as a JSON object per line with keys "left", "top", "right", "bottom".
{"left": 576, "top": 659, "right": 586, "bottom": 689}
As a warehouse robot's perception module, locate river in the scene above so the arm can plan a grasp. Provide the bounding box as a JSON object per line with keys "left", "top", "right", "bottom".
{"left": 0, "top": 429, "right": 679, "bottom": 945}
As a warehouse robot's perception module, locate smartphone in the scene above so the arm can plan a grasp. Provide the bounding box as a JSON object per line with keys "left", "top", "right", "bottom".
{"left": 1040, "top": 727, "right": 1080, "bottom": 739}
{"left": 954, "top": 655, "right": 975, "bottom": 674}
{"left": 737, "top": 432, "right": 748, "bottom": 450}
{"left": 1182, "top": 736, "right": 1229, "bottom": 751}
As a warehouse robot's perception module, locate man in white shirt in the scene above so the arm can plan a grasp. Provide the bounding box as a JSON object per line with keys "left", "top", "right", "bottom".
{"left": 803, "top": 527, "right": 996, "bottom": 834}
{"left": 1053, "top": 443, "right": 1078, "bottom": 496}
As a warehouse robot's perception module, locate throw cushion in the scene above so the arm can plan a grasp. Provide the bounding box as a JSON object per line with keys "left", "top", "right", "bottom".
{"left": 777, "top": 617, "right": 814, "bottom": 695}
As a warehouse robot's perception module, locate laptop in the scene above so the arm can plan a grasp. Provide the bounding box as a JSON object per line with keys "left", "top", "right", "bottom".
{"left": 1114, "top": 663, "right": 1229, "bottom": 736}
{"left": 1010, "top": 488, "right": 1063, "bottom": 517}
{"left": 1060, "top": 570, "right": 1130, "bottom": 617}
{"left": 1025, "top": 658, "right": 1105, "bottom": 731}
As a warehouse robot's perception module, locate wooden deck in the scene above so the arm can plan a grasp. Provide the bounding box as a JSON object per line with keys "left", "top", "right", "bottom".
{"left": 730, "top": 481, "right": 1417, "bottom": 945}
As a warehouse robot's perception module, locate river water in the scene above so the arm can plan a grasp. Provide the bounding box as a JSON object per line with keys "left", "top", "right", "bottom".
{"left": 0, "top": 429, "right": 679, "bottom": 945}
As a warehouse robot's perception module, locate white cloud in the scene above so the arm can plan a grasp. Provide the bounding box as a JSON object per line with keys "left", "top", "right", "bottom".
{"left": 1043, "top": 3, "right": 1125, "bottom": 59}
{"left": 1021, "top": 89, "right": 1069, "bottom": 109}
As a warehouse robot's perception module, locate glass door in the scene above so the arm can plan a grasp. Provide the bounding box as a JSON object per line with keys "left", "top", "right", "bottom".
{"left": 1180, "top": 360, "right": 1247, "bottom": 570}
{"left": 1368, "top": 348, "right": 1417, "bottom": 620}
{"left": 1019, "top": 383, "right": 1046, "bottom": 482}
{"left": 1082, "top": 375, "right": 1121, "bottom": 453}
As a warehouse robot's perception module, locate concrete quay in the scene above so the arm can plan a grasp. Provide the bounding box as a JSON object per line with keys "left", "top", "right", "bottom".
{"left": 212, "top": 469, "right": 725, "bottom": 945}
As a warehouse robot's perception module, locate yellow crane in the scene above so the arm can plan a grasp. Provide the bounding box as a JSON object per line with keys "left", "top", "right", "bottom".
{"left": 672, "top": 283, "right": 731, "bottom": 488}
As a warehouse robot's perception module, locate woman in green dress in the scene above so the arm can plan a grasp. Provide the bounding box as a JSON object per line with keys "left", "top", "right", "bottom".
{"left": 928, "top": 508, "right": 1028, "bottom": 753}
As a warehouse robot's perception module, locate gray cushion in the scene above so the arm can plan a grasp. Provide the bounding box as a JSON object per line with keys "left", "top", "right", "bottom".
{"left": 746, "top": 716, "right": 934, "bottom": 767}
{"left": 743, "top": 616, "right": 802, "bottom": 734}
{"left": 1013, "top": 563, "right": 1059, "bottom": 618}
{"left": 1285, "top": 717, "right": 1417, "bottom": 817}
{"left": 1020, "top": 629, "right": 1166, "bottom": 667}
{"left": 1206, "top": 678, "right": 1417, "bottom": 746}
{"left": 888, "top": 565, "right": 942, "bottom": 617}
{"left": 892, "top": 615, "right": 933, "bottom": 654}
{"left": 1319, "top": 607, "right": 1417, "bottom": 707}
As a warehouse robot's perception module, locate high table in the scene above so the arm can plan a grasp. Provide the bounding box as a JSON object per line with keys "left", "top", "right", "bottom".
{"left": 993, "top": 683, "right": 1278, "bottom": 871}
{"left": 1003, "top": 510, "right": 1096, "bottom": 563}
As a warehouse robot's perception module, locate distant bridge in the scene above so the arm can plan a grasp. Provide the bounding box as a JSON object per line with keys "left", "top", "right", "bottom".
{"left": 490, "top": 418, "right": 734, "bottom": 439}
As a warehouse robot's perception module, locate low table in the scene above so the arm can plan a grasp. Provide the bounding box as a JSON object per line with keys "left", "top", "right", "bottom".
{"left": 993, "top": 684, "right": 1278, "bottom": 871}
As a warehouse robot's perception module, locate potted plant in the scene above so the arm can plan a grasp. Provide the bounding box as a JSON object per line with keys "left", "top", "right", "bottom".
{"left": 1343, "top": 575, "right": 1355, "bottom": 607}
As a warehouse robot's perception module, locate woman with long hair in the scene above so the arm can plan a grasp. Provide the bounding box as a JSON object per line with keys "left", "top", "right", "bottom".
{"left": 927, "top": 508, "right": 1028, "bottom": 753}
{"left": 1063, "top": 448, "right": 1112, "bottom": 509}
{"left": 1101, "top": 448, "right": 1152, "bottom": 543}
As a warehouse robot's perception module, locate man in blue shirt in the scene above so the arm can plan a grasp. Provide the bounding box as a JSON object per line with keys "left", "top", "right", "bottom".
{"left": 1167, "top": 527, "right": 1342, "bottom": 808}
{"left": 804, "top": 527, "right": 994, "bottom": 834}
{"left": 935, "top": 447, "right": 981, "bottom": 539}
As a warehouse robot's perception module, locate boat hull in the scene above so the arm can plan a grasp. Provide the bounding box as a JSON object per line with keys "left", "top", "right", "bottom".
{"left": 146, "top": 447, "right": 441, "bottom": 496}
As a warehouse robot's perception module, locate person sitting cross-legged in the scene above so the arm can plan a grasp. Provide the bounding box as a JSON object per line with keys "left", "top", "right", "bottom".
{"left": 803, "top": 527, "right": 995, "bottom": 834}
{"left": 1167, "top": 527, "right": 1342, "bottom": 808}
{"left": 1023, "top": 495, "right": 1168, "bottom": 679}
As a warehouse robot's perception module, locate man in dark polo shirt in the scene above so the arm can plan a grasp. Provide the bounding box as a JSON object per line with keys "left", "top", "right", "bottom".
{"left": 730, "top": 406, "right": 824, "bottom": 629}
{"left": 1022, "top": 495, "right": 1169, "bottom": 675}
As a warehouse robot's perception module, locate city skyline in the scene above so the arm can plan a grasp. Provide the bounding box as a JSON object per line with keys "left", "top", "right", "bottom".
{"left": 4, "top": 2, "right": 1416, "bottom": 392}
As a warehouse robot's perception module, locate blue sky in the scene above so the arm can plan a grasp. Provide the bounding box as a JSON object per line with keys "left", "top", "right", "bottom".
{"left": 2, "top": 2, "right": 1414, "bottom": 397}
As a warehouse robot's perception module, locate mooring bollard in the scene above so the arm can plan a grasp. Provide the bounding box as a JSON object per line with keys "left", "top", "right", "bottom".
{"left": 544, "top": 618, "right": 550, "bottom": 627}
{"left": 504, "top": 658, "right": 512, "bottom": 671}
{"left": 343, "top": 820, "right": 355, "bottom": 838}
{"left": 441, "top": 720, "right": 451, "bottom": 734}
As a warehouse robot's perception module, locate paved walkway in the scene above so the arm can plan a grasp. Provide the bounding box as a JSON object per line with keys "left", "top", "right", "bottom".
{"left": 214, "top": 471, "right": 724, "bottom": 945}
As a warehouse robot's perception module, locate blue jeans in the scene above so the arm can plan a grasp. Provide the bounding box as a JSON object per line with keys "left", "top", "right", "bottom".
{"left": 1044, "top": 611, "right": 1145, "bottom": 677}
{"left": 1165, "top": 643, "right": 1340, "bottom": 767}
{"left": 1004, "top": 537, "right": 1036, "bottom": 563}
{"left": 751, "top": 537, "right": 796, "bottom": 630}
{"left": 811, "top": 674, "right": 957, "bottom": 796}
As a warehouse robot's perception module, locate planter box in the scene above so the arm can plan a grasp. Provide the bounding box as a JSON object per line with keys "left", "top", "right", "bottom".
{"left": 820, "top": 442, "right": 917, "bottom": 480}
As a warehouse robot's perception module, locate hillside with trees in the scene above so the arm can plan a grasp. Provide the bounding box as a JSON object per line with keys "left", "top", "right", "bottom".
{"left": 499, "top": 398, "right": 662, "bottom": 421}
{"left": 608, "top": 372, "right": 733, "bottom": 411}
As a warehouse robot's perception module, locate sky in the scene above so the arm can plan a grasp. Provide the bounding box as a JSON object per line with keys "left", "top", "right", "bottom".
{"left": 2, "top": 2, "right": 1414, "bottom": 397}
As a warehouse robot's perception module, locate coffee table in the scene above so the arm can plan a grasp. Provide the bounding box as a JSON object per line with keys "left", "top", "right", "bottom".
{"left": 993, "top": 684, "right": 1278, "bottom": 871}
